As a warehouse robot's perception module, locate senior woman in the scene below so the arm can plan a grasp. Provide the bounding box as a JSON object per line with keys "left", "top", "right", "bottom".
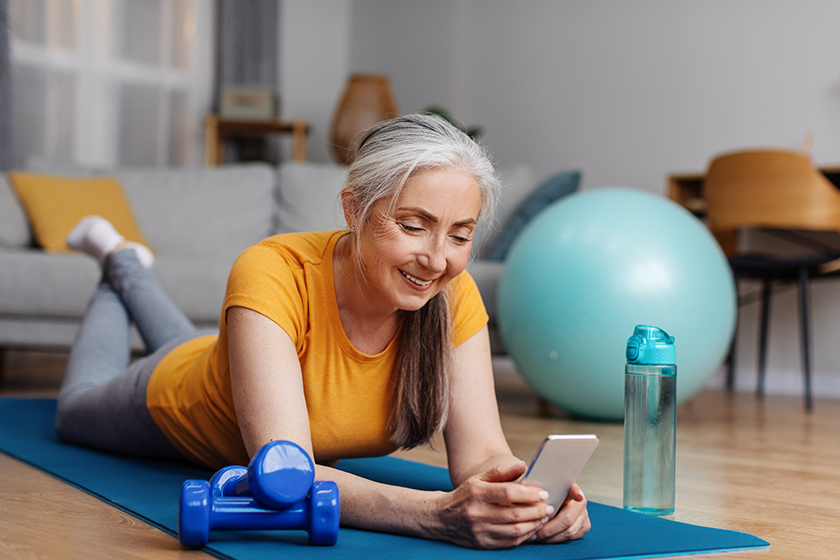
{"left": 55, "top": 113, "right": 590, "bottom": 549}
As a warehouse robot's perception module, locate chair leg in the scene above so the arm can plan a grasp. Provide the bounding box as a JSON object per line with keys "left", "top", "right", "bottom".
{"left": 725, "top": 331, "right": 737, "bottom": 391}
{"left": 798, "top": 268, "right": 814, "bottom": 412}
{"left": 756, "top": 279, "right": 772, "bottom": 397}
{"left": 725, "top": 275, "right": 740, "bottom": 391}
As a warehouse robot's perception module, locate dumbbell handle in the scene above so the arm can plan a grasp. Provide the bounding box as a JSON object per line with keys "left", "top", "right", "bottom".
{"left": 210, "top": 465, "right": 247, "bottom": 497}
{"left": 210, "top": 495, "right": 311, "bottom": 531}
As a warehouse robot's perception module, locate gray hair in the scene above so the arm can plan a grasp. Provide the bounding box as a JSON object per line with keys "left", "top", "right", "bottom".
{"left": 345, "top": 113, "right": 500, "bottom": 249}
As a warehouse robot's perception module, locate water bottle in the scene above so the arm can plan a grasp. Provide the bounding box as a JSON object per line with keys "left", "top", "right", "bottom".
{"left": 623, "top": 324, "right": 676, "bottom": 516}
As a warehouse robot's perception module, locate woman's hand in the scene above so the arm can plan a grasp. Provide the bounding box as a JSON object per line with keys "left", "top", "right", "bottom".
{"left": 433, "top": 461, "right": 555, "bottom": 549}
{"left": 528, "top": 483, "right": 591, "bottom": 544}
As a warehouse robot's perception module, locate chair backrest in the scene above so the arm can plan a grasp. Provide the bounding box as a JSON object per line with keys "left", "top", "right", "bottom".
{"left": 704, "top": 149, "right": 840, "bottom": 234}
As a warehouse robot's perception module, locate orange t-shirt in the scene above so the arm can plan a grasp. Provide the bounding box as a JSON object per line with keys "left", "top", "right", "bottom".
{"left": 146, "top": 230, "right": 488, "bottom": 470}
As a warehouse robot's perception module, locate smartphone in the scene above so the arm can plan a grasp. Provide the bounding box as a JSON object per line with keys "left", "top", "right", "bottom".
{"left": 522, "top": 434, "right": 599, "bottom": 511}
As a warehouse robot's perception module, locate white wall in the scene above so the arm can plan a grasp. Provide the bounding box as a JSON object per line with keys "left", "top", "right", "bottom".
{"left": 279, "top": 0, "right": 351, "bottom": 164}
{"left": 283, "top": 0, "right": 840, "bottom": 399}
{"left": 350, "top": 2, "right": 463, "bottom": 119}
{"left": 350, "top": 0, "right": 840, "bottom": 190}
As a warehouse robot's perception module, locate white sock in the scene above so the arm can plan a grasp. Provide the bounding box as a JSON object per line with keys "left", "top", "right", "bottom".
{"left": 66, "top": 216, "right": 154, "bottom": 269}
{"left": 66, "top": 216, "right": 124, "bottom": 263}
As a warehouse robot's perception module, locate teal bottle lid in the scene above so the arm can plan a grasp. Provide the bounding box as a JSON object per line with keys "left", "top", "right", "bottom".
{"left": 626, "top": 325, "right": 676, "bottom": 365}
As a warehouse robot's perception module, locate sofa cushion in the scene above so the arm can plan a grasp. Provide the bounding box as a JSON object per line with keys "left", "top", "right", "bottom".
{"left": 116, "top": 163, "right": 275, "bottom": 259}
{"left": 0, "top": 248, "right": 99, "bottom": 318}
{"left": 0, "top": 175, "right": 32, "bottom": 248}
{"left": 488, "top": 170, "right": 581, "bottom": 261}
{"left": 20, "top": 156, "right": 106, "bottom": 177}
{"left": 152, "top": 253, "right": 238, "bottom": 324}
{"left": 7, "top": 172, "right": 154, "bottom": 253}
{"left": 274, "top": 162, "right": 348, "bottom": 234}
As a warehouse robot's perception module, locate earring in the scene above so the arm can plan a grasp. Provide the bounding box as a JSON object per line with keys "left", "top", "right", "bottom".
{"left": 350, "top": 226, "right": 356, "bottom": 232}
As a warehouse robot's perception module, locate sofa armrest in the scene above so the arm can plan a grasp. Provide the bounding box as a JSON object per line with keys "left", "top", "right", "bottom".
{"left": 466, "top": 259, "right": 505, "bottom": 327}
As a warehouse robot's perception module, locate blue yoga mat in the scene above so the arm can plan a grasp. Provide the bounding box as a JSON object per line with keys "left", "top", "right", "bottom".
{"left": 0, "top": 398, "right": 767, "bottom": 559}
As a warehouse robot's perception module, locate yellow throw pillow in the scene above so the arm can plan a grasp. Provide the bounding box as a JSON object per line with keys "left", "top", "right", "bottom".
{"left": 7, "top": 172, "right": 153, "bottom": 253}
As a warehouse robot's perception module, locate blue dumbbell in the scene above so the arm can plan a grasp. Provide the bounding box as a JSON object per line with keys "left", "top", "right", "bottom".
{"left": 209, "top": 440, "right": 315, "bottom": 509}
{"left": 179, "top": 479, "right": 340, "bottom": 547}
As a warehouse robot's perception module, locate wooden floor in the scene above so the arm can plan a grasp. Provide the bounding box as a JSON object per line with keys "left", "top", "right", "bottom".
{"left": 1, "top": 350, "right": 839, "bottom": 559}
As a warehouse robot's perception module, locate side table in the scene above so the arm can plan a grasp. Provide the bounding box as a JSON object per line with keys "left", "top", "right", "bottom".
{"left": 204, "top": 115, "right": 310, "bottom": 166}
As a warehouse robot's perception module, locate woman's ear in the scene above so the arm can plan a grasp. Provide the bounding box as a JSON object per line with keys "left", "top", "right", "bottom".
{"left": 341, "top": 186, "right": 360, "bottom": 229}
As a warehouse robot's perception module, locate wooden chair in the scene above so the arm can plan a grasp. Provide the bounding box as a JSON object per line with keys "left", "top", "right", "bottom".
{"left": 704, "top": 149, "right": 840, "bottom": 410}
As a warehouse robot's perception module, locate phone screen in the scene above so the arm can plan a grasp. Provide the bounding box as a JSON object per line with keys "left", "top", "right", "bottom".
{"left": 522, "top": 434, "right": 599, "bottom": 511}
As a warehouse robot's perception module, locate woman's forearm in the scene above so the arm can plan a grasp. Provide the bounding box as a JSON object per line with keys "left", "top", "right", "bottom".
{"left": 316, "top": 464, "right": 445, "bottom": 539}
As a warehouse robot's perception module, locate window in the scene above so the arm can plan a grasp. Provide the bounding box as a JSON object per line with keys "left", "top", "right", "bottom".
{"left": 8, "top": 0, "right": 212, "bottom": 167}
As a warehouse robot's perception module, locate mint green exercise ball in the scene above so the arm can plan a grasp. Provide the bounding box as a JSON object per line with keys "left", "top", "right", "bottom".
{"left": 497, "top": 187, "right": 736, "bottom": 421}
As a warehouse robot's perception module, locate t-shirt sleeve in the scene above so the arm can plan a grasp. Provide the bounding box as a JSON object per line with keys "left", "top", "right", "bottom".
{"left": 223, "top": 243, "right": 308, "bottom": 348}
{"left": 449, "top": 269, "right": 490, "bottom": 347}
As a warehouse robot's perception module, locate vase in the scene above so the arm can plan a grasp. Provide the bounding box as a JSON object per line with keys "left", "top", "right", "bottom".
{"left": 330, "top": 74, "right": 399, "bottom": 165}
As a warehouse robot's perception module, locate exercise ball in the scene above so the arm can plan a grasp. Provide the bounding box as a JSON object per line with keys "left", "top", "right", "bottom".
{"left": 497, "top": 187, "right": 736, "bottom": 421}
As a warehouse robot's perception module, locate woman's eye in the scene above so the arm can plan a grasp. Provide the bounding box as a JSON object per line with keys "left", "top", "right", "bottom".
{"left": 399, "top": 223, "right": 422, "bottom": 232}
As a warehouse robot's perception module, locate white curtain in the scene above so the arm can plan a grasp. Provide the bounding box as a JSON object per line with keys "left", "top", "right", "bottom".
{"left": 215, "top": 0, "right": 277, "bottom": 94}
{"left": 214, "top": 0, "right": 278, "bottom": 164}
{"left": 0, "top": 0, "right": 11, "bottom": 170}
{"left": 7, "top": 0, "right": 212, "bottom": 168}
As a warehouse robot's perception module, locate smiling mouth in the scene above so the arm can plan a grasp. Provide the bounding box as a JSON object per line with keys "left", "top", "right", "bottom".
{"left": 400, "top": 270, "right": 433, "bottom": 287}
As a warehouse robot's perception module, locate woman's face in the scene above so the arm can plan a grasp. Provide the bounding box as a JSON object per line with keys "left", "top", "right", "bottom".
{"left": 354, "top": 167, "right": 483, "bottom": 313}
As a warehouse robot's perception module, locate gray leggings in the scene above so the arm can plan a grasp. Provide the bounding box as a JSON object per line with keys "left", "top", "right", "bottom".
{"left": 55, "top": 249, "right": 211, "bottom": 460}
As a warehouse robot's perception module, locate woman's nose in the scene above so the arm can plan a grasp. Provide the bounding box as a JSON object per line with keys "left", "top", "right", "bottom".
{"left": 418, "top": 236, "right": 447, "bottom": 273}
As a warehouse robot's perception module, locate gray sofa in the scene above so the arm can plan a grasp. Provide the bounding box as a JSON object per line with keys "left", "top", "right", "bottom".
{"left": 0, "top": 160, "right": 550, "bottom": 359}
